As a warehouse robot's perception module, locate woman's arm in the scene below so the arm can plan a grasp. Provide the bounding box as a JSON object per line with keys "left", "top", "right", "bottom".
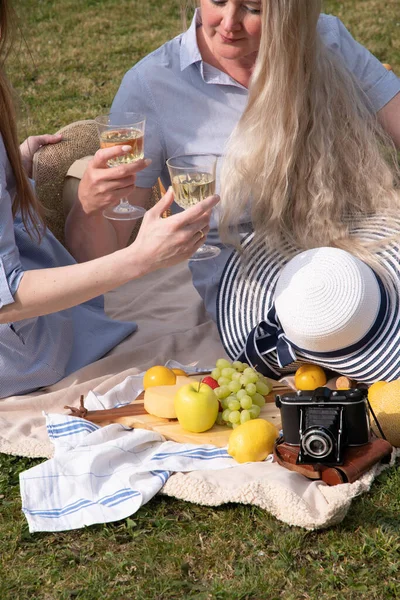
{"left": 322, "top": 16, "right": 400, "bottom": 142}
{"left": 67, "top": 62, "right": 168, "bottom": 262}
{"left": 0, "top": 189, "right": 218, "bottom": 324}
{"left": 64, "top": 145, "right": 152, "bottom": 261}
{"left": 66, "top": 184, "right": 153, "bottom": 262}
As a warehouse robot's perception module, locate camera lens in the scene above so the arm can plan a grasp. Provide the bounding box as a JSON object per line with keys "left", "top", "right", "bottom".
{"left": 302, "top": 429, "right": 333, "bottom": 459}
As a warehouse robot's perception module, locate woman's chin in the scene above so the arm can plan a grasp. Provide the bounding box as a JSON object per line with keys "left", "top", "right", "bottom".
{"left": 214, "top": 44, "right": 255, "bottom": 64}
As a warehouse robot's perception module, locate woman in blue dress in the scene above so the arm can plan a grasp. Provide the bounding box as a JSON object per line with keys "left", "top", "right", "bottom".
{"left": 0, "top": 0, "right": 219, "bottom": 398}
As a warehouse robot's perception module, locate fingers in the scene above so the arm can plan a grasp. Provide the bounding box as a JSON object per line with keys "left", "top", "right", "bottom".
{"left": 79, "top": 152, "right": 152, "bottom": 216}
{"left": 175, "top": 194, "right": 220, "bottom": 223}
{"left": 195, "top": 225, "right": 210, "bottom": 241}
{"left": 165, "top": 194, "right": 219, "bottom": 233}
{"left": 193, "top": 230, "right": 209, "bottom": 250}
{"left": 24, "top": 134, "right": 63, "bottom": 155}
{"left": 149, "top": 187, "right": 175, "bottom": 217}
{"left": 147, "top": 189, "right": 217, "bottom": 234}
{"left": 91, "top": 176, "right": 138, "bottom": 197}
{"left": 91, "top": 146, "right": 152, "bottom": 172}
{"left": 184, "top": 225, "right": 211, "bottom": 256}
{"left": 36, "top": 133, "right": 63, "bottom": 146}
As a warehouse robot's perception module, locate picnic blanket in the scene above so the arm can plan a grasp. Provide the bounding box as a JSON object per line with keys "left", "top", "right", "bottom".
{"left": 1, "top": 261, "right": 396, "bottom": 530}
{"left": 19, "top": 372, "right": 398, "bottom": 533}
{"left": 0, "top": 262, "right": 225, "bottom": 459}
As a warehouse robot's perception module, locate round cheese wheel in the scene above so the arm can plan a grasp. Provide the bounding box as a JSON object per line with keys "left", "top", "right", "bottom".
{"left": 143, "top": 376, "right": 195, "bottom": 419}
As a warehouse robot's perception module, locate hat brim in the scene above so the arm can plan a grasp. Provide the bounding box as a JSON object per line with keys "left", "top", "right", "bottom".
{"left": 216, "top": 218, "right": 400, "bottom": 384}
{"left": 32, "top": 120, "right": 99, "bottom": 244}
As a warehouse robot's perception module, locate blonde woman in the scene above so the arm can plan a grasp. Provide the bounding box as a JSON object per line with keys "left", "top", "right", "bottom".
{"left": 67, "top": 0, "right": 400, "bottom": 318}
{"left": 219, "top": 0, "right": 400, "bottom": 256}
{"left": 214, "top": 1, "right": 400, "bottom": 383}
{"left": 213, "top": 0, "right": 400, "bottom": 379}
{"left": 0, "top": 0, "right": 218, "bottom": 397}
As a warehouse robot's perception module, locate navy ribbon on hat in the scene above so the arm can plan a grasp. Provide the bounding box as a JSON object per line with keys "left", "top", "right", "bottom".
{"left": 237, "top": 273, "right": 389, "bottom": 379}
{"left": 238, "top": 305, "right": 297, "bottom": 379}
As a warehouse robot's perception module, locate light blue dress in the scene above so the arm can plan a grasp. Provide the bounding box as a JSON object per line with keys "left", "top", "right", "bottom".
{"left": 112, "top": 8, "right": 400, "bottom": 321}
{"left": 0, "top": 137, "right": 137, "bottom": 398}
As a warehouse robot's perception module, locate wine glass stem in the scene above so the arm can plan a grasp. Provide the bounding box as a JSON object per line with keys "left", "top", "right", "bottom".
{"left": 119, "top": 198, "right": 131, "bottom": 208}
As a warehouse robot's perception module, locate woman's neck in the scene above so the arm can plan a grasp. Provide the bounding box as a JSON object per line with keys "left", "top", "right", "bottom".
{"left": 196, "top": 26, "right": 256, "bottom": 89}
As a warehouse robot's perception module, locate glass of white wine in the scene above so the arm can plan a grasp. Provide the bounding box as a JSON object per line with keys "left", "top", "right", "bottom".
{"left": 95, "top": 112, "right": 147, "bottom": 221}
{"left": 166, "top": 153, "right": 221, "bottom": 261}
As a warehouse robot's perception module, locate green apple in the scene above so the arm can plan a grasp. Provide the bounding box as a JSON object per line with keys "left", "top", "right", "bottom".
{"left": 174, "top": 382, "right": 219, "bottom": 433}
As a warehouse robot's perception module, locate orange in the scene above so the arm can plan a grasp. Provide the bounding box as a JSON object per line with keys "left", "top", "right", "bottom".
{"left": 368, "top": 380, "right": 388, "bottom": 405}
{"left": 294, "top": 364, "right": 327, "bottom": 391}
{"left": 368, "top": 379, "right": 400, "bottom": 446}
{"left": 143, "top": 365, "right": 176, "bottom": 390}
{"left": 368, "top": 381, "right": 387, "bottom": 408}
{"left": 171, "top": 368, "right": 187, "bottom": 377}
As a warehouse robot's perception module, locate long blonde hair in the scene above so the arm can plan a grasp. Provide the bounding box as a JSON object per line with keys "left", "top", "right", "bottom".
{"left": 219, "top": 0, "right": 400, "bottom": 261}
{"left": 0, "top": 0, "right": 44, "bottom": 239}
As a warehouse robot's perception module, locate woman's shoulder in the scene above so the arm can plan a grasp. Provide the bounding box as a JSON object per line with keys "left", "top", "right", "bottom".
{"left": 318, "top": 14, "right": 344, "bottom": 34}
{"left": 317, "top": 13, "right": 397, "bottom": 110}
{"left": 125, "top": 33, "right": 184, "bottom": 80}
{"left": 317, "top": 13, "right": 368, "bottom": 56}
{"left": 317, "top": 13, "right": 355, "bottom": 50}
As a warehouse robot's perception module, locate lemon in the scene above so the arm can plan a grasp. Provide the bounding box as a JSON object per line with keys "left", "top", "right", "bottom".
{"left": 143, "top": 365, "right": 176, "bottom": 390}
{"left": 227, "top": 418, "right": 278, "bottom": 463}
{"left": 294, "top": 364, "right": 327, "bottom": 390}
{"left": 368, "top": 379, "right": 400, "bottom": 446}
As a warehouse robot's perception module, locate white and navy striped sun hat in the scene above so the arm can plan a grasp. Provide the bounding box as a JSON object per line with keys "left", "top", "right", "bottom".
{"left": 216, "top": 217, "right": 400, "bottom": 385}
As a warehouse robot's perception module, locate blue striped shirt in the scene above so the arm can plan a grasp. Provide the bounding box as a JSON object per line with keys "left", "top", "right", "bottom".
{"left": 111, "top": 9, "right": 400, "bottom": 320}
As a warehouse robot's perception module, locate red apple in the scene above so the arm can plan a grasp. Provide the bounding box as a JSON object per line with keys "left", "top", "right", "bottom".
{"left": 202, "top": 376, "right": 219, "bottom": 390}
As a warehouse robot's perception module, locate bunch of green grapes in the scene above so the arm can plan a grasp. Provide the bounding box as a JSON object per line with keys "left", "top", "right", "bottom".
{"left": 212, "top": 359, "right": 273, "bottom": 428}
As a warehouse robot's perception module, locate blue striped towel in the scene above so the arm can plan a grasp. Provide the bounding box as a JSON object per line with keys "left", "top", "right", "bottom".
{"left": 19, "top": 362, "right": 239, "bottom": 533}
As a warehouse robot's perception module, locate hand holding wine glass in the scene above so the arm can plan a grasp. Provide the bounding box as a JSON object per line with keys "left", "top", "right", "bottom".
{"left": 95, "top": 112, "right": 147, "bottom": 221}
{"left": 132, "top": 187, "right": 220, "bottom": 272}
{"left": 166, "top": 154, "right": 221, "bottom": 261}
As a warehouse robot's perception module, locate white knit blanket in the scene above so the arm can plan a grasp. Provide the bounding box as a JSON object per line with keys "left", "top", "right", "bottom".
{"left": 20, "top": 365, "right": 398, "bottom": 532}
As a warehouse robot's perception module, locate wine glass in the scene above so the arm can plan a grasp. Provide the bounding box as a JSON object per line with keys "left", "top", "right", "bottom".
{"left": 166, "top": 154, "right": 221, "bottom": 261}
{"left": 95, "top": 112, "right": 147, "bottom": 221}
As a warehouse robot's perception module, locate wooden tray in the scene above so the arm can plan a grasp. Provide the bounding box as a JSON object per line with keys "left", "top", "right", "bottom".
{"left": 78, "top": 381, "right": 289, "bottom": 448}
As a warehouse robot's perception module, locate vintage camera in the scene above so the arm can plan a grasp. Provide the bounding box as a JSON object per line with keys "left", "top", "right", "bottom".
{"left": 275, "top": 387, "right": 371, "bottom": 466}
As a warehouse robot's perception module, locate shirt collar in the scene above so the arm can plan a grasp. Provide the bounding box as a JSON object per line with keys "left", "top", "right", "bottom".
{"left": 180, "top": 8, "right": 203, "bottom": 70}
{"left": 180, "top": 8, "right": 246, "bottom": 89}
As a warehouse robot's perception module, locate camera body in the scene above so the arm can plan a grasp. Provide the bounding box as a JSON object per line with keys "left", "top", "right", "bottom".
{"left": 275, "top": 387, "right": 370, "bottom": 466}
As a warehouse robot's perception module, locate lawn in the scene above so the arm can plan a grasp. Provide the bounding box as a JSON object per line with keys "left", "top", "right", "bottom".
{"left": 2, "top": 1, "right": 400, "bottom": 598}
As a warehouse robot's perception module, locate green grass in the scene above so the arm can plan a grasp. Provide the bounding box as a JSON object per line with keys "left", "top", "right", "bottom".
{"left": 9, "top": 0, "right": 400, "bottom": 139}
{"left": 1, "top": 452, "right": 400, "bottom": 600}
{"left": 2, "top": 1, "right": 400, "bottom": 598}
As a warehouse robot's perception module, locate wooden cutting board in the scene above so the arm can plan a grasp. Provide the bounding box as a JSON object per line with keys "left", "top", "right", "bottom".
{"left": 84, "top": 381, "right": 289, "bottom": 448}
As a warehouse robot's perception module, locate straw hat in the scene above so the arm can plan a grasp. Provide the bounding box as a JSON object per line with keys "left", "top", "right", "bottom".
{"left": 217, "top": 222, "right": 400, "bottom": 384}
{"left": 32, "top": 120, "right": 100, "bottom": 244}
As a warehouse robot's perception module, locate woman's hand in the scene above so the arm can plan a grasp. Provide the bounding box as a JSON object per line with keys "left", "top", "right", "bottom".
{"left": 20, "top": 133, "right": 63, "bottom": 178}
{"left": 78, "top": 145, "right": 152, "bottom": 216}
{"left": 130, "top": 187, "right": 220, "bottom": 274}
